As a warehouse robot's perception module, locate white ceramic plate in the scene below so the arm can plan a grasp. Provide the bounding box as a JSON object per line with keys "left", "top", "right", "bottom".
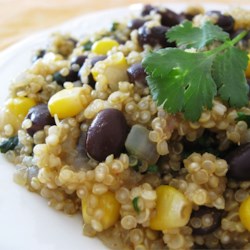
{"left": 0, "top": 3, "right": 249, "bottom": 250}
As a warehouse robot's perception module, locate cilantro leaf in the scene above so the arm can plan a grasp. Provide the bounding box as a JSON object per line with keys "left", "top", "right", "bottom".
{"left": 212, "top": 46, "right": 249, "bottom": 107}
{"left": 166, "top": 21, "right": 229, "bottom": 49}
{"left": 143, "top": 49, "right": 217, "bottom": 121}
{"left": 143, "top": 22, "right": 248, "bottom": 121}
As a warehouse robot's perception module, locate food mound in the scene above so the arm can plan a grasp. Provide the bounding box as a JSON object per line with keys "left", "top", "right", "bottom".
{"left": 1, "top": 4, "right": 250, "bottom": 250}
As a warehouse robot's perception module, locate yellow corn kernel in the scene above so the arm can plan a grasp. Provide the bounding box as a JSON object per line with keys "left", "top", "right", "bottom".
{"left": 246, "top": 54, "right": 250, "bottom": 78}
{"left": 239, "top": 195, "right": 250, "bottom": 231}
{"left": 91, "top": 52, "right": 128, "bottom": 90}
{"left": 92, "top": 38, "right": 119, "bottom": 55}
{"left": 150, "top": 185, "right": 192, "bottom": 231}
{"left": 81, "top": 191, "right": 120, "bottom": 230}
{"left": 5, "top": 97, "right": 36, "bottom": 119}
{"left": 48, "top": 87, "right": 88, "bottom": 119}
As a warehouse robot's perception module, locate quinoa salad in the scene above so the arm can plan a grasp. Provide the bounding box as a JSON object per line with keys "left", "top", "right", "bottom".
{"left": 1, "top": 3, "right": 250, "bottom": 250}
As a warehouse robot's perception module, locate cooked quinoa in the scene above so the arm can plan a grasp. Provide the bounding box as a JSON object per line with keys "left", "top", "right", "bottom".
{"left": 1, "top": 4, "right": 250, "bottom": 250}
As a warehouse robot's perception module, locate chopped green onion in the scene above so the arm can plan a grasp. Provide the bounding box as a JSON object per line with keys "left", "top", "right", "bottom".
{"left": 83, "top": 41, "right": 93, "bottom": 51}
{"left": 237, "top": 112, "right": 250, "bottom": 126}
{"left": 147, "top": 164, "right": 158, "bottom": 173}
{"left": 110, "top": 22, "right": 119, "bottom": 32}
{"left": 132, "top": 196, "right": 140, "bottom": 213}
{"left": 0, "top": 136, "right": 18, "bottom": 153}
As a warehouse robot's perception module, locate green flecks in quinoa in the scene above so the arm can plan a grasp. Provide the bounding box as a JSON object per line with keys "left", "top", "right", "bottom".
{"left": 0, "top": 136, "right": 18, "bottom": 153}
{"left": 132, "top": 196, "right": 140, "bottom": 213}
{"left": 237, "top": 112, "right": 250, "bottom": 127}
{"left": 83, "top": 40, "right": 93, "bottom": 51}
{"left": 1, "top": 3, "right": 250, "bottom": 250}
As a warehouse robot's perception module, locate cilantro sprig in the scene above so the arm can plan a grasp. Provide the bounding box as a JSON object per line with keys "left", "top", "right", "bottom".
{"left": 167, "top": 21, "right": 229, "bottom": 49}
{"left": 142, "top": 21, "right": 249, "bottom": 121}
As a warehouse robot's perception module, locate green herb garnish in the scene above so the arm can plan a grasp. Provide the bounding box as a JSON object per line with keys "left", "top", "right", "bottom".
{"left": 142, "top": 21, "right": 249, "bottom": 121}
{"left": 166, "top": 21, "right": 229, "bottom": 49}
{"left": 0, "top": 136, "right": 18, "bottom": 153}
{"left": 132, "top": 196, "right": 140, "bottom": 213}
{"left": 237, "top": 112, "right": 250, "bottom": 126}
{"left": 83, "top": 41, "right": 93, "bottom": 51}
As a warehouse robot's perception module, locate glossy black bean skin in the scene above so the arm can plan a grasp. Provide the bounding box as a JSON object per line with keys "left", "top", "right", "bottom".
{"left": 191, "top": 206, "right": 223, "bottom": 235}
{"left": 26, "top": 104, "right": 55, "bottom": 136}
{"left": 53, "top": 69, "right": 79, "bottom": 86}
{"left": 86, "top": 109, "right": 128, "bottom": 162}
{"left": 141, "top": 4, "right": 155, "bottom": 16}
{"left": 226, "top": 143, "right": 250, "bottom": 180}
{"left": 66, "top": 69, "right": 79, "bottom": 82}
{"left": 127, "top": 19, "right": 146, "bottom": 30}
{"left": 70, "top": 55, "right": 87, "bottom": 67}
{"left": 127, "top": 63, "right": 147, "bottom": 87}
{"left": 158, "top": 8, "right": 181, "bottom": 27}
{"left": 217, "top": 14, "right": 235, "bottom": 33}
{"left": 180, "top": 12, "right": 195, "bottom": 21}
{"left": 138, "top": 25, "right": 174, "bottom": 48}
{"left": 207, "top": 11, "right": 235, "bottom": 33}
{"left": 90, "top": 55, "right": 107, "bottom": 66}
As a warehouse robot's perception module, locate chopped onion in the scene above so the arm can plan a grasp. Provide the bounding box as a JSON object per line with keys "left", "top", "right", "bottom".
{"left": 125, "top": 125, "right": 159, "bottom": 164}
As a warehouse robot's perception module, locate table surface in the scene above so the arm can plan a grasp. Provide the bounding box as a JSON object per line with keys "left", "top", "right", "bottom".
{"left": 1, "top": 0, "right": 249, "bottom": 51}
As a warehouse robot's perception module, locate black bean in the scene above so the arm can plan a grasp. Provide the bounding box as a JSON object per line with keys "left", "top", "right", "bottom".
{"left": 86, "top": 109, "right": 128, "bottom": 162}
{"left": 180, "top": 12, "right": 195, "bottom": 21}
{"left": 128, "top": 18, "right": 146, "bottom": 30}
{"left": 191, "top": 206, "right": 223, "bottom": 235}
{"left": 141, "top": 4, "right": 155, "bottom": 16}
{"left": 88, "top": 55, "right": 107, "bottom": 88}
{"left": 226, "top": 143, "right": 250, "bottom": 180}
{"left": 66, "top": 69, "right": 79, "bottom": 82}
{"left": 138, "top": 25, "right": 174, "bottom": 48}
{"left": 26, "top": 104, "right": 55, "bottom": 136}
{"left": 217, "top": 14, "right": 235, "bottom": 33}
{"left": 53, "top": 69, "right": 79, "bottom": 86}
{"left": 70, "top": 55, "right": 87, "bottom": 67}
{"left": 158, "top": 8, "right": 181, "bottom": 27}
{"left": 127, "top": 63, "right": 147, "bottom": 87}
{"left": 207, "top": 11, "right": 235, "bottom": 33}
{"left": 90, "top": 55, "right": 107, "bottom": 66}
{"left": 32, "top": 49, "right": 46, "bottom": 63}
